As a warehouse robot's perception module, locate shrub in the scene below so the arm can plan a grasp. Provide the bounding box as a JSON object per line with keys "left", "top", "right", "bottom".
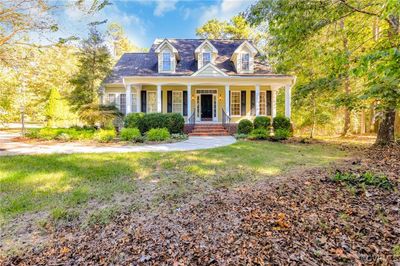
{"left": 234, "top": 133, "right": 248, "bottom": 140}
{"left": 94, "top": 129, "right": 116, "bottom": 143}
{"left": 253, "top": 116, "right": 271, "bottom": 129}
{"left": 273, "top": 116, "right": 291, "bottom": 131}
{"left": 248, "top": 128, "right": 268, "bottom": 140}
{"left": 137, "top": 113, "right": 168, "bottom": 134}
{"left": 166, "top": 113, "right": 185, "bottom": 134}
{"left": 331, "top": 171, "right": 393, "bottom": 190}
{"left": 26, "top": 127, "right": 96, "bottom": 141}
{"left": 124, "top": 113, "right": 144, "bottom": 128}
{"left": 171, "top": 133, "right": 188, "bottom": 140}
{"left": 238, "top": 119, "right": 253, "bottom": 134}
{"left": 146, "top": 128, "right": 170, "bottom": 141}
{"left": 272, "top": 128, "right": 291, "bottom": 141}
{"left": 120, "top": 128, "right": 141, "bottom": 142}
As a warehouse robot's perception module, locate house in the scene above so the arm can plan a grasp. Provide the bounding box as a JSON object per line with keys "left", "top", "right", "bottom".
{"left": 103, "top": 38, "right": 295, "bottom": 134}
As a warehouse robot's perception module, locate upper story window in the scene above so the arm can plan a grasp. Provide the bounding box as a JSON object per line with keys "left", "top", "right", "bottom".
{"left": 162, "top": 52, "right": 171, "bottom": 71}
{"left": 202, "top": 52, "right": 211, "bottom": 65}
{"left": 242, "top": 53, "right": 250, "bottom": 71}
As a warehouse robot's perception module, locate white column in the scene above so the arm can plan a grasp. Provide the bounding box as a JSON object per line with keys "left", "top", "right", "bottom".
{"left": 255, "top": 85, "right": 260, "bottom": 116}
{"left": 136, "top": 85, "right": 141, "bottom": 112}
{"left": 285, "top": 84, "right": 291, "bottom": 118}
{"left": 187, "top": 84, "right": 191, "bottom": 116}
{"left": 272, "top": 89, "right": 277, "bottom": 118}
{"left": 225, "top": 85, "right": 230, "bottom": 115}
{"left": 125, "top": 84, "right": 132, "bottom": 114}
{"left": 157, "top": 84, "right": 162, "bottom": 113}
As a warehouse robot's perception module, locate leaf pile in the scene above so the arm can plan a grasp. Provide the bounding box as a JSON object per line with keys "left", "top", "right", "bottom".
{"left": 3, "top": 146, "right": 400, "bottom": 265}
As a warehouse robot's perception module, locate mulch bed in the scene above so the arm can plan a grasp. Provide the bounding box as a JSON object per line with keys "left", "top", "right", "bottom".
{"left": 3, "top": 146, "right": 400, "bottom": 265}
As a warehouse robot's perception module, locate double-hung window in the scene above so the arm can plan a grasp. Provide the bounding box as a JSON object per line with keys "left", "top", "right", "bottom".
{"left": 259, "top": 91, "right": 266, "bottom": 115}
{"left": 108, "top": 94, "right": 116, "bottom": 106}
{"left": 162, "top": 52, "right": 171, "bottom": 71}
{"left": 120, "top": 94, "right": 126, "bottom": 114}
{"left": 202, "top": 52, "right": 211, "bottom": 65}
{"left": 230, "top": 91, "right": 241, "bottom": 116}
{"left": 242, "top": 53, "right": 250, "bottom": 71}
{"left": 131, "top": 92, "right": 137, "bottom": 112}
{"left": 172, "top": 91, "right": 183, "bottom": 114}
{"left": 147, "top": 91, "right": 157, "bottom": 113}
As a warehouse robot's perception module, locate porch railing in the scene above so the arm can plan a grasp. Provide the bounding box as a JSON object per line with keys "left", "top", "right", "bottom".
{"left": 187, "top": 110, "right": 196, "bottom": 133}
{"left": 222, "top": 108, "right": 231, "bottom": 130}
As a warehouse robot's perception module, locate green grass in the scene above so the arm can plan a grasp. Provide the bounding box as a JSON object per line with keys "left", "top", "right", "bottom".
{"left": 0, "top": 141, "right": 346, "bottom": 226}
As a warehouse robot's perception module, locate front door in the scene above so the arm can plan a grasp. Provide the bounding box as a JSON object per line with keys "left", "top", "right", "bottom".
{"left": 201, "top": 94, "right": 213, "bottom": 120}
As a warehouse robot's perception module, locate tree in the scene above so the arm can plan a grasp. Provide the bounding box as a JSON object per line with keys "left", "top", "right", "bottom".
{"left": 196, "top": 19, "right": 228, "bottom": 39}
{"left": 107, "top": 22, "right": 141, "bottom": 58}
{"left": 69, "top": 27, "right": 112, "bottom": 111}
{"left": 248, "top": 0, "right": 400, "bottom": 145}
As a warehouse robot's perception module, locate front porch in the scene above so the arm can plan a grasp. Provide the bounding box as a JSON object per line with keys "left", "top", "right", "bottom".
{"left": 103, "top": 75, "right": 295, "bottom": 124}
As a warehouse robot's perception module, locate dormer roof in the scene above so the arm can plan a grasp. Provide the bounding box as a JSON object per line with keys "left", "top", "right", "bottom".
{"left": 154, "top": 39, "right": 180, "bottom": 60}
{"left": 230, "top": 40, "right": 258, "bottom": 60}
{"left": 194, "top": 39, "right": 218, "bottom": 56}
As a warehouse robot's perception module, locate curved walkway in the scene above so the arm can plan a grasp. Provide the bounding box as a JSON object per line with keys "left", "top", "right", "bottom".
{"left": 0, "top": 131, "right": 236, "bottom": 156}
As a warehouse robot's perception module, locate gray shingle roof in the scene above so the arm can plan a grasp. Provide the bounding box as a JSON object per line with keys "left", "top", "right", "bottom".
{"left": 105, "top": 39, "right": 273, "bottom": 84}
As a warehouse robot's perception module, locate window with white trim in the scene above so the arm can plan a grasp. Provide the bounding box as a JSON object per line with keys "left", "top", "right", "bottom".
{"left": 230, "top": 91, "right": 241, "bottom": 116}
{"left": 131, "top": 92, "right": 137, "bottom": 112}
{"left": 147, "top": 91, "right": 157, "bottom": 113}
{"left": 108, "top": 94, "right": 116, "bottom": 105}
{"left": 242, "top": 53, "right": 250, "bottom": 71}
{"left": 162, "top": 52, "right": 171, "bottom": 71}
{"left": 120, "top": 94, "right": 126, "bottom": 114}
{"left": 202, "top": 52, "right": 211, "bottom": 65}
{"left": 172, "top": 91, "right": 183, "bottom": 114}
{"left": 260, "top": 91, "right": 266, "bottom": 115}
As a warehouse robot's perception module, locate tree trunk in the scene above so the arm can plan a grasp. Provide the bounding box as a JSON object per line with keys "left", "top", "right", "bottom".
{"left": 310, "top": 97, "right": 316, "bottom": 138}
{"left": 360, "top": 110, "right": 366, "bottom": 134}
{"left": 340, "top": 19, "right": 351, "bottom": 137}
{"left": 375, "top": 109, "right": 396, "bottom": 145}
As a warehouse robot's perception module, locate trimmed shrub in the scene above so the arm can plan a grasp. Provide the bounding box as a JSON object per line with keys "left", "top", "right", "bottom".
{"left": 273, "top": 116, "right": 291, "bottom": 131}
{"left": 26, "top": 127, "right": 95, "bottom": 141}
{"left": 238, "top": 119, "right": 253, "bottom": 134}
{"left": 166, "top": 113, "right": 185, "bottom": 134}
{"left": 94, "top": 129, "right": 116, "bottom": 143}
{"left": 137, "top": 113, "right": 168, "bottom": 134}
{"left": 146, "top": 128, "right": 170, "bottom": 141}
{"left": 120, "top": 128, "right": 141, "bottom": 142}
{"left": 171, "top": 133, "right": 188, "bottom": 140}
{"left": 234, "top": 133, "right": 248, "bottom": 140}
{"left": 272, "top": 128, "right": 291, "bottom": 141}
{"left": 253, "top": 116, "right": 271, "bottom": 129}
{"left": 124, "top": 113, "right": 145, "bottom": 128}
{"left": 248, "top": 128, "right": 268, "bottom": 140}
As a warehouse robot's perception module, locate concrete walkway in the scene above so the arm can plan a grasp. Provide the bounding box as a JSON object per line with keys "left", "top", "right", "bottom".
{"left": 0, "top": 131, "right": 236, "bottom": 156}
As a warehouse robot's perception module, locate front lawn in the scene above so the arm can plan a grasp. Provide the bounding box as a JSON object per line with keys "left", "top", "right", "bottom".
{"left": 0, "top": 141, "right": 346, "bottom": 253}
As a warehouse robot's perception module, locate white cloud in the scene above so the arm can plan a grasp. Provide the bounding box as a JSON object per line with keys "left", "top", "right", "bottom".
{"left": 153, "top": 0, "right": 179, "bottom": 16}
{"left": 198, "top": 0, "right": 256, "bottom": 25}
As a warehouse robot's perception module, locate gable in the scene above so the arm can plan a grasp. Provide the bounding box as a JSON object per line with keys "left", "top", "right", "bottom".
{"left": 191, "top": 63, "right": 228, "bottom": 77}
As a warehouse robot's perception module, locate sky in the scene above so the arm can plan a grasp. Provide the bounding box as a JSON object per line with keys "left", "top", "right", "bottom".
{"left": 52, "top": 0, "right": 256, "bottom": 48}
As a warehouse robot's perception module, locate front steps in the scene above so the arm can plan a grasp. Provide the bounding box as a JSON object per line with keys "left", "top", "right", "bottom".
{"left": 189, "top": 124, "right": 230, "bottom": 136}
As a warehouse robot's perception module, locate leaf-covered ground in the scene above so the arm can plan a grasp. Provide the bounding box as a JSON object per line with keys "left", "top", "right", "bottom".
{"left": 2, "top": 145, "right": 400, "bottom": 265}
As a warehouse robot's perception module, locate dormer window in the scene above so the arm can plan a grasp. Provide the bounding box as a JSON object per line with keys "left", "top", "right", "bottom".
{"left": 203, "top": 52, "right": 211, "bottom": 65}
{"left": 162, "top": 52, "right": 171, "bottom": 71}
{"left": 242, "top": 53, "right": 250, "bottom": 71}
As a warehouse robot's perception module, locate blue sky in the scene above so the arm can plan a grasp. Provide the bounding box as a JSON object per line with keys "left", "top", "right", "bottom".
{"left": 53, "top": 0, "right": 256, "bottom": 48}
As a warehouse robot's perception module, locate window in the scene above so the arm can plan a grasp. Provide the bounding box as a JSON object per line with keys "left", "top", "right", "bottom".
{"left": 259, "top": 91, "right": 266, "bottom": 115}
{"left": 172, "top": 91, "right": 183, "bottom": 114}
{"left": 131, "top": 92, "right": 137, "bottom": 112}
{"left": 230, "top": 91, "right": 241, "bottom": 116}
{"left": 202, "top": 52, "right": 211, "bottom": 65}
{"left": 162, "top": 52, "right": 171, "bottom": 71}
{"left": 120, "top": 94, "right": 126, "bottom": 114}
{"left": 108, "top": 94, "right": 116, "bottom": 105}
{"left": 147, "top": 91, "right": 157, "bottom": 113}
{"left": 242, "top": 53, "right": 250, "bottom": 71}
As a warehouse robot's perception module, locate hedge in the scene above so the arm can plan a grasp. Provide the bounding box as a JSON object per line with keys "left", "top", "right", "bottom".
{"left": 126, "top": 113, "right": 184, "bottom": 134}
{"left": 253, "top": 116, "right": 271, "bottom": 129}
{"left": 238, "top": 119, "right": 253, "bottom": 134}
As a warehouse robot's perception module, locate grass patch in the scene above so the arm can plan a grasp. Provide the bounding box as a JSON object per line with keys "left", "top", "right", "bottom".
{"left": 331, "top": 171, "right": 393, "bottom": 190}
{"left": 0, "top": 141, "right": 346, "bottom": 227}
{"left": 393, "top": 244, "right": 400, "bottom": 258}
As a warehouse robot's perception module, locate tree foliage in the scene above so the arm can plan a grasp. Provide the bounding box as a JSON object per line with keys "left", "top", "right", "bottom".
{"left": 69, "top": 27, "right": 112, "bottom": 111}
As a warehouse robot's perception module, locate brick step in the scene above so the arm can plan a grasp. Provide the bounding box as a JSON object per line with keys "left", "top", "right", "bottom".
{"left": 193, "top": 128, "right": 230, "bottom": 133}
{"left": 189, "top": 132, "right": 230, "bottom": 136}
{"left": 192, "top": 128, "right": 226, "bottom": 131}
{"left": 193, "top": 125, "right": 225, "bottom": 129}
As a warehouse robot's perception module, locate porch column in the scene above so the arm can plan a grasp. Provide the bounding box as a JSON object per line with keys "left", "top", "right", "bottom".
{"left": 157, "top": 84, "right": 162, "bottom": 113}
{"left": 136, "top": 85, "right": 141, "bottom": 112}
{"left": 225, "top": 85, "right": 230, "bottom": 115}
{"left": 272, "top": 89, "right": 277, "bottom": 118}
{"left": 187, "top": 84, "right": 191, "bottom": 116}
{"left": 255, "top": 85, "right": 260, "bottom": 116}
{"left": 125, "top": 84, "right": 132, "bottom": 114}
{"left": 285, "top": 84, "right": 291, "bottom": 118}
